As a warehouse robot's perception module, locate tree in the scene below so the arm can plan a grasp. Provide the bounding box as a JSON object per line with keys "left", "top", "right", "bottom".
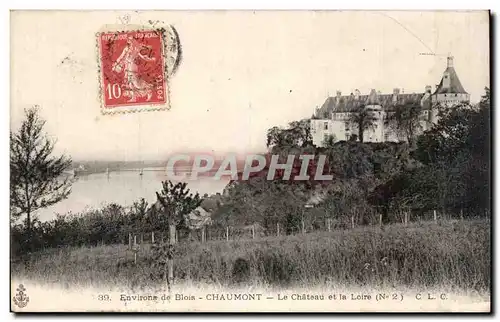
{"left": 10, "top": 106, "right": 72, "bottom": 234}
{"left": 130, "top": 198, "right": 149, "bottom": 233}
{"left": 154, "top": 180, "right": 202, "bottom": 244}
{"left": 411, "top": 87, "right": 490, "bottom": 214}
{"left": 324, "top": 141, "right": 374, "bottom": 180}
{"left": 287, "top": 119, "right": 313, "bottom": 147}
{"left": 479, "top": 87, "right": 490, "bottom": 110}
{"left": 266, "top": 119, "right": 313, "bottom": 150}
{"left": 322, "top": 134, "right": 336, "bottom": 148}
{"left": 153, "top": 180, "right": 202, "bottom": 287}
{"left": 346, "top": 105, "right": 378, "bottom": 143}
{"left": 384, "top": 102, "right": 423, "bottom": 147}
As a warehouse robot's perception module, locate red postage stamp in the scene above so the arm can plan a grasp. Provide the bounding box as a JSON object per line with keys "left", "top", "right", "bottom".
{"left": 97, "top": 29, "right": 168, "bottom": 113}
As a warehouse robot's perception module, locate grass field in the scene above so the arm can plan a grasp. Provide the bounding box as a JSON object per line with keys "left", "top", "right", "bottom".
{"left": 11, "top": 220, "right": 490, "bottom": 294}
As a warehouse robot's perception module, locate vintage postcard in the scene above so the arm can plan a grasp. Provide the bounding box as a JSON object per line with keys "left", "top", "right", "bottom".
{"left": 10, "top": 10, "right": 491, "bottom": 313}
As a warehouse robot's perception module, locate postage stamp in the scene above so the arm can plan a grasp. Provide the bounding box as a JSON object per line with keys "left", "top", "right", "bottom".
{"left": 96, "top": 25, "right": 180, "bottom": 114}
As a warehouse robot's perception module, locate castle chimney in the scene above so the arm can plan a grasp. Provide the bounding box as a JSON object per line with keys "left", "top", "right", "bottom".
{"left": 425, "top": 85, "right": 432, "bottom": 93}
{"left": 336, "top": 91, "right": 342, "bottom": 103}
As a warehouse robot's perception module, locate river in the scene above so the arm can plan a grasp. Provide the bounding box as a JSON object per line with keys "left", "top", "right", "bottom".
{"left": 36, "top": 168, "right": 230, "bottom": 222}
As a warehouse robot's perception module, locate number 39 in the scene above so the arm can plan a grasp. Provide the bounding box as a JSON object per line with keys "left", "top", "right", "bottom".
{"left": 98, "top": 294, "right": 110, "bottom": 301}
{"left": 106, "top": 83, "right": 122, "bottom": 99}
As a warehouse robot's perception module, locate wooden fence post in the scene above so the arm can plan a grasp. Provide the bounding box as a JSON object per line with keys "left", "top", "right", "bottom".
{"left": 351, "top": 215, "right": 355, "bottom": 229}
{"left": 133, "top": 235, "right": 137, "bottom": 264}
{"left": 201, "top": 227, "right": 206, "bottom": 243}
{"left": 252, "top": 224, "right": 255, "bottom": 239}
{"left": 226, "top": 226, "right": 229, "bottom": 242}
{"left": 168, "top": 223, "right": 176, "bottom": 291}
{"left": 151, "top": 232, "right": 155, "bottom": 244}
{"left": 128, "top": 233, "right": 132, "bottom": 250}
{"left": 277, "top": 223, "right": 280, "bottom": 237}
{"left": 460, "top": 208, "right": 464, "bottom": 221}
{"left": 379, "top": 214, "right": 383, "bottom": 228}
{"left": 301, "top": 219, "right": 305, "bottom": 234}
{"left": 141, "top": 233, "right": 144, "bottom": 244}
{"left": 327, "top": 218, "right": 331, "bottom": 232}
{"left": 404, "top": 212, "right": 408, "bottom": 226}
{"left": 433, "top": 210, "right": 437, "bottom": 223}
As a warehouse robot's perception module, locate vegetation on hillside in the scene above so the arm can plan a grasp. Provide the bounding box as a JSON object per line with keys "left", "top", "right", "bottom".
{"left": 215, "top": 88, "right": 490, "bottom": 231}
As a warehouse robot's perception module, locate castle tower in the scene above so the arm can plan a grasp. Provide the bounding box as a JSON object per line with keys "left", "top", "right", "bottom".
{"left": 432, "top": 55, "right": 470, "bottom": 108}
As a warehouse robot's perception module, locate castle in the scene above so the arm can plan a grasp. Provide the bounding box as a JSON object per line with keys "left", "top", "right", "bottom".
{"left": 311, "top": 56, "right": 470, "bottom": 146}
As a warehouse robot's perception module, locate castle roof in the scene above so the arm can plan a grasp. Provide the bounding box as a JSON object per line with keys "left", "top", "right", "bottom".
{"left": 314, "top": 91, "right": 430, "bottom": 118}
{"left": 433, "top": 66, "right": 468, "bottom": 95}
{"left": 314, "top": 57, "right": 467, "bottom": 119}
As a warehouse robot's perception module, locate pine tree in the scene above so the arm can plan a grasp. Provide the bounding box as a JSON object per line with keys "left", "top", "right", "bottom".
{"left": 10, "top": 106, "right": 72, "bottom": 234}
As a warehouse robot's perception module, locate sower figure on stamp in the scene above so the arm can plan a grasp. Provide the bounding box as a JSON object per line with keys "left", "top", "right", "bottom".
{"left": 112, "top": 36, "right": 156, "bottom": 103}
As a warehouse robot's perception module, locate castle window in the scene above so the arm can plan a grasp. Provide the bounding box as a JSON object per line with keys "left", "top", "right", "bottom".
{"left": 324, "top": 122, "right": 328, "bottom": 130}
{"left": 455, "top": 94, "right": 457, "bottom": 97}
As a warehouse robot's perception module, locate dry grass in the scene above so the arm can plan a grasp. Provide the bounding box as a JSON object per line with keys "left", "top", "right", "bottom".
{"left": 11, "top": 220, "right": 490, "bottom": 294}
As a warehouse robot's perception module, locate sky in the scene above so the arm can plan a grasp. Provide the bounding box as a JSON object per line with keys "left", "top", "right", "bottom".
{"left": 10, "top": 10, "right": 490, "bottom": 161}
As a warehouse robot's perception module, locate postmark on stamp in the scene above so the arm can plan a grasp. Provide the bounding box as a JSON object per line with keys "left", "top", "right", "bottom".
{"left": 97, "top": 25, "right": 181, "bottom": 114}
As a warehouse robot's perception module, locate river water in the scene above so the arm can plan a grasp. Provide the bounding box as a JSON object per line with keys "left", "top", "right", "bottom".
{"left": 36, "top": 168, "right": 229, "bottom": 222}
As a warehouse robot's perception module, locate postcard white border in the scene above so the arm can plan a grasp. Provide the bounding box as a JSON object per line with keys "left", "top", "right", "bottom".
{"left": 3, "top": 2, "right": 498, "bottom": 322}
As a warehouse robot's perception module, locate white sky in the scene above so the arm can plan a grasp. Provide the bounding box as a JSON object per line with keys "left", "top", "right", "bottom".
{"left": 10, "top": 10, "right": 490, "bottom": 161}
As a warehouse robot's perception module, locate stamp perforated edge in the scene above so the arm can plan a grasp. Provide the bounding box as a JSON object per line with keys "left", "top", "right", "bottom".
{"left": 96, "top": 24, "right": 179, "bottom": 115}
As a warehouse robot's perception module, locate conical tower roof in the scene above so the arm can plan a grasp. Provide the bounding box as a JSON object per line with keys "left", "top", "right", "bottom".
{"left": 433, "top": 56, "right": 468, "bottom": 95}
